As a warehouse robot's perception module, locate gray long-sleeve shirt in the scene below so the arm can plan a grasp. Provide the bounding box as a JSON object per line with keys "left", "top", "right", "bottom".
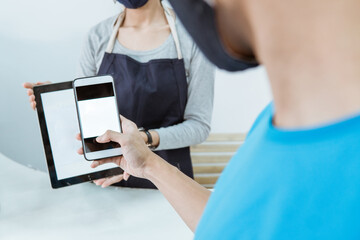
{"left": 77, "top": 13, "right": 215, "bottom": 151}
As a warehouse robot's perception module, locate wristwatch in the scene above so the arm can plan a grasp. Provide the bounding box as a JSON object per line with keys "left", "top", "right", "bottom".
{"left": 138, "top": 127, "right": 156, "bottom": 150}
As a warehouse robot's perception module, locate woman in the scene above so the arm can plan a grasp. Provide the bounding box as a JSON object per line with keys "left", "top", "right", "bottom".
{"left": 23, "top": 0, "right": 214, "bottom": 188}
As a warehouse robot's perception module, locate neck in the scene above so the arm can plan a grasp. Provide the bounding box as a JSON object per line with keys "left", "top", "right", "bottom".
{"left": 251, "top": 0, "right": 360, "bottom": 128}
{"left": 270, "top": 57, "right": 360, "bottom": 129}
{"left": 122, "top": 0, "right": 164, "bottom": 28}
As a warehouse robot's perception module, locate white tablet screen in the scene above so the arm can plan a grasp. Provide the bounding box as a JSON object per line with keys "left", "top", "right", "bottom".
{"left": 41, "top": 89, "right": 118, "bottom": 180}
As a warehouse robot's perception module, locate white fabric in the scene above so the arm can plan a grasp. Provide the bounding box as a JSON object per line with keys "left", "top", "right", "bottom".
{"left": 105, "top": 11, "right": 124, "bottom": 54}
{"left": 0, "top": 153, "right": 193, "bottom": 240}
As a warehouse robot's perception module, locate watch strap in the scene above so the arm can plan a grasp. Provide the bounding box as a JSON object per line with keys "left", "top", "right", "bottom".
{"left": 143, "top": 129, "right": 153, "bottom": 145}
{"left": 138, "top": 127, "right": 155, "bottom": 149}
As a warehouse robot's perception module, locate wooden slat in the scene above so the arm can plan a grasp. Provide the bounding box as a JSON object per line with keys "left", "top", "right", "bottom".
{"left": 194, "top": 173, "right": 220, "bottom": 185}
{"left": 193, "top": 163, "right": 226, "bottom": 174}
{"left": 191, "top": 133, "right": 247, "bottom": 188}
{"left": 206, "top": 133, "right": 246, "bottom": 142}
{"left": 191, "top": 154, "right": 233, "bottom": 164}
{"left": 190, "top": 144, "right": 240, "bottom": 153}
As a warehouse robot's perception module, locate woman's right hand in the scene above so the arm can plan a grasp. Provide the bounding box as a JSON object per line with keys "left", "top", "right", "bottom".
{"left": 23, "top": 81, "right": 51, "bottom": 110}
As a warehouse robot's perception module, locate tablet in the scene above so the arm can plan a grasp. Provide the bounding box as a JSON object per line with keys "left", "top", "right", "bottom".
{"left": 34, "top": 81, "right": 123, "bottom": 189}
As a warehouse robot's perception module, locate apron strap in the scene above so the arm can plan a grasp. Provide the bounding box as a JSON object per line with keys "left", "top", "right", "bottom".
{"left": 106, "top": 12, "right": 125, "bottom": 53}
{"left": 105, "top": 6, "right": 183, "bottom": 59}
{"left": 163, "top": 6, "right": 183, "bottom": 59}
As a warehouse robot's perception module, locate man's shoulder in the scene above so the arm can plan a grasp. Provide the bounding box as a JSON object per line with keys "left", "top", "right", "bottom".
{"left": 246, "top": 102, "right": 273, "bottom": 138}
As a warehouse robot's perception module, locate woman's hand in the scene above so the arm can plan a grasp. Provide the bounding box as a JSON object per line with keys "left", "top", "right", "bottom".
{"left": 23, "top": 81, "right": 51, "bottom": 110}
{"left": 77, "top": 115, "right": 159, "bottom": 187}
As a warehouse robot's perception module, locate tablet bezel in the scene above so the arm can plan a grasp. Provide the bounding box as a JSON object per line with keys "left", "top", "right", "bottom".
{"left": 34, "top": 81, "right": 123, "bottom": 189}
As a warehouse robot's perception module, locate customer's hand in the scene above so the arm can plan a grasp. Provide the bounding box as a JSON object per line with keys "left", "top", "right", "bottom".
{"left": 77, "top": 115, "right": 158, "bottom": 187}
{"left": 75, "top": 133, "right": 127, "bottom": 187}
{"left": 23, "top": 81, "right": 51, "bottom": 110}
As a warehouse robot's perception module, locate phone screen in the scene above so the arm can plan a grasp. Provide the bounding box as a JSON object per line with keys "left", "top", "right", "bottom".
{"left": 75, "top": 81, "right": 121, "bottom": 157}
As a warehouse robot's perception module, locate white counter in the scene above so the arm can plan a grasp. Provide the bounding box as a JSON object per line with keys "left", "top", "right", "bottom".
{"left": 0, "top": 153, "right": 193, "bottom": 240}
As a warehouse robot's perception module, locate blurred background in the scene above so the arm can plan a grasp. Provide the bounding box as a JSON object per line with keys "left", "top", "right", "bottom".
{"left": 0, "top": 0, "right": 271, "bottom": 171}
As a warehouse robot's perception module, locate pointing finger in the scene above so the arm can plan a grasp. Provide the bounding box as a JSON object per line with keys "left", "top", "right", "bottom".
{"left": 120, "top": 115, "right": 139, "bottom": 134}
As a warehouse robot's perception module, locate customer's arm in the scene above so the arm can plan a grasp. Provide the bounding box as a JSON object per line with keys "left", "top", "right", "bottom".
{"left": 145, "top": 155, "right": 211, "bottom": 231}
{"left": 89, "top": 115, "right": 211, "bottom": 232}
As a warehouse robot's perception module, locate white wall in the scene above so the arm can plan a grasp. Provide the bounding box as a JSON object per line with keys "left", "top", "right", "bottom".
{"left": 212, "top": 67, "right": 272, "bottom": 133}
{"left": 0, "top": 0, "right": 272, "bottom": 171}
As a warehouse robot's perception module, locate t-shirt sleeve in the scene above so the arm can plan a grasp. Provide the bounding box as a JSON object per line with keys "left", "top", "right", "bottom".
{"left": 76, "top": 29, "right": 98, "bottom": 78}
{"left": 155, "top": 44, "right": 215, "bottom": 150}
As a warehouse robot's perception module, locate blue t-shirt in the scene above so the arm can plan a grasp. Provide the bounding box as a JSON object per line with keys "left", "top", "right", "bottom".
{"left": 195, "top": 103, "right": 360, "bottom": 239}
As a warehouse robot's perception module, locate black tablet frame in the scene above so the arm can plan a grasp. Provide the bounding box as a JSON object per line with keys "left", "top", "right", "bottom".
{"left": 34, "top": 81, "right": 123, "bottom": 189}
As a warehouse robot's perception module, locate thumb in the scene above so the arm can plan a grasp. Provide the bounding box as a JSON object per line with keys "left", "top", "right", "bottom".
{"left": 96, "top": 130, "right": 123, "bottom": 144}
{"left": 23, "top": 82, "right": 35, "bottom": 89}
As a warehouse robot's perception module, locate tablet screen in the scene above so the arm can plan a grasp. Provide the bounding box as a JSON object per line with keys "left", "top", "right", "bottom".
{"left": 41, "top": 89, "right": 118, "bottom": 180}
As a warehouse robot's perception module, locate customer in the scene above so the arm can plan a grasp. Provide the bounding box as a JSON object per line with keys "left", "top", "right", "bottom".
{"left": 84, "top": 0, "right": 360, "bottom": 238}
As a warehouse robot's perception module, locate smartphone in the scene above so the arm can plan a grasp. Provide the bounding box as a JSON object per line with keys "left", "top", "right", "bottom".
{"left": 73, "top": 75, "right": 122, "bottom": 161}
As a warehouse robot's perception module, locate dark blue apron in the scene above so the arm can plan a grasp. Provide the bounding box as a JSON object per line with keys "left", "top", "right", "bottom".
{"left": 97, "top": 7, "right": 193, "bottom": 188}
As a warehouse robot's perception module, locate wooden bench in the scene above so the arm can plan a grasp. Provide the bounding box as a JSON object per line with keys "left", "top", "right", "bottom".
{"left": 191, "top": 133, "right": 246, "bottom": 188}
